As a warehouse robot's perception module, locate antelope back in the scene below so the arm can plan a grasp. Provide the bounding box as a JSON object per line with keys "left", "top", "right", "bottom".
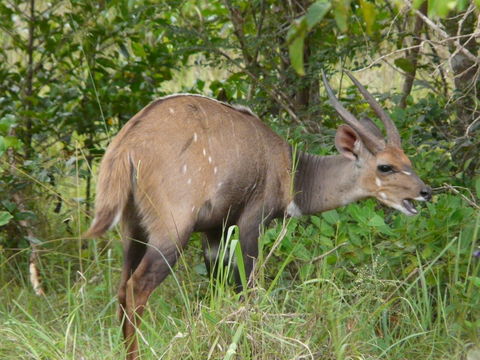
{"left": 86, "top": 94, "right": 293, "bottom": 238}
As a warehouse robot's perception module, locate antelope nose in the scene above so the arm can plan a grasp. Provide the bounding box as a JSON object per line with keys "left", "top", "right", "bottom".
{"left": 420, "top": 186, "right": 432, "bottom": 201}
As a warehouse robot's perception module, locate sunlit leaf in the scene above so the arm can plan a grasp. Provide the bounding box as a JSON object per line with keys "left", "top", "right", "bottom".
{"left": 333, "top": 0, "right": 350, "bottom": 32}
{"left": 412, "top": 0, "right": 426, "bottom": 9}
{"left": 0, "top": 211, "right": 13, "bottom": 227}
{"left": 360, "top": 0, "right": 376, "bottom": 35}
{"left": 305, "top": 0, "right": 331, "bottom": 30}
{"left": 394, "top": 58, "right": 415, "bottom": 73}
{"left": 289, "top": 35, "right": 306, "bottom": 76}
{"left": 131, "top": 42, "right": 146, "bottom": 57}
{"left": 428, "top": 0, "right": 457, "bottom": 18}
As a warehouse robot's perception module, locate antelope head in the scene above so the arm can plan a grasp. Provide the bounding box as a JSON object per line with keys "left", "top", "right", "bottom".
{"left": 322, "top": 71, "right": 432, "bottom": 215}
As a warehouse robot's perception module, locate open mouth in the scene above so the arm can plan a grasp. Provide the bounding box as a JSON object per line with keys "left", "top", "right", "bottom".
{"left": 401, "top": 199, "right": 418, "bottom": 216}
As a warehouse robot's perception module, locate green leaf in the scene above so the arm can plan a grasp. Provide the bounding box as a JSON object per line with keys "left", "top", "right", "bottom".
{"left": 2, "top": 200, "right": 16, "bottom": 212}
{"left": 3, "top": 136, "right": 22, "bottom": 150}
{"left": 394, "top": 58, "right": 415, "bottom": 73}
{"left": 0, "top": 211, "right": 13, "bottom": 226}
{"left": 359, "top": 0, "right": 376, "bottom": 35}
{"left": 305, "top": 1, "right": 331, "bottom": 30}
{"left": 333, "top": 0, "right": 350, "bottom": 33}
{"left": 475, "top": 176, "right": 480, "bottom": 199}
{"left": 368, "top": 214, "right": 386, "bottom": 227}
{"left": 131, "top": 42, "right": 146, "bottom": 57}
{"left": 412, "top": 0, "right": 426, "bottom": 9}
{"left": 311, "top": 215, "right": 322, "bottom": 229}
{"left": 287, "top": 1, "right": 330, "bottom": 76}
{"left": 322, "top": 210, "right": 340, "bottom": 224}
{"left": 0, "top": 114, "right": 16, "bottom": 133}
{"left": 469, "top": 276, "right": 480, "bottom": 288}
{"left": 0, "top": 136, "right": 5, "bottom": 156}
{"left": 428, "top": 0, "right": 456, "bottom": 18}
{"left": 289, "top": 34, "right": 306, "bottom": 76}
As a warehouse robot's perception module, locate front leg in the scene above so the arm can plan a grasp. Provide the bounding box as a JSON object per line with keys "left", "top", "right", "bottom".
{"left": 234, "top": 205, "right": 271, "bottom": 291}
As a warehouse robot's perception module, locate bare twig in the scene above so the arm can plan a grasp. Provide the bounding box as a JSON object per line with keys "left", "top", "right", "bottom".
{"left": 440, "top": 183, "right": 480, "bottom": 209}
{"left": 214, "top": 49, "right": 301, "bottom": 123}
{"left": 312, "top": 242, "right": 348, "bottom": 263}
{"left": 404, "top": 0, "right": 480, "bottom": 66}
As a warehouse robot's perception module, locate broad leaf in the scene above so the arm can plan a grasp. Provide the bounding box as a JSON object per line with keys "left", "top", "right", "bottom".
{"left": 360, "top": 0, "right": 376, "bottom": 35}
{"left": 305, "top": 1, "right": 331, "bottom": 30}
{"left": 394, "top": 58, "right": 415, "bottom": 73}
{"left": 333, "top": 0, "right": 350, "bottom": 33}
{"left": 0, "top": 211, "right": 13, "bottom": 227}
{"left": 289, "top": 34, "right": 306, "bottom": 76}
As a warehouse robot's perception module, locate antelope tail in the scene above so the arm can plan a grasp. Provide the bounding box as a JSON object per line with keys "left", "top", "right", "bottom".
{"left": 83, "top": 150, "right": 132, "bottom": 238}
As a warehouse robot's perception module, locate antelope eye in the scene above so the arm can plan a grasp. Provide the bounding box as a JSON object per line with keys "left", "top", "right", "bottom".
{"left": 377, "top": 164, "right": 393, "bottom": 173}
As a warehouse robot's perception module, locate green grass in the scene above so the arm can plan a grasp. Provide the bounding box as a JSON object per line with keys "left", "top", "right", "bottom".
{"left": 0, "top": 200, "right": 479, "bottom": 360}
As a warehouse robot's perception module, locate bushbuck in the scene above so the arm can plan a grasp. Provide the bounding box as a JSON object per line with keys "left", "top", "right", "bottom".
{"left": 85, "top": 71, "right": 431, "bottom": 359}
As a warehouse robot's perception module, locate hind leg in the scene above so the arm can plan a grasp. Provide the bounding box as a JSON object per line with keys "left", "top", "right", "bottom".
{"left": 122, "top": 223, "right": 193, "bottom": 360}
{"left": 118, "top": 204, "right": 148, "bottom": 321}
{"left": 118, "top": 231, "right": 148, "bottom": 322}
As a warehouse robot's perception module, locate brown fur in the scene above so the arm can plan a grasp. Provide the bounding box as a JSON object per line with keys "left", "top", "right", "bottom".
{"left": 85, "top": 91, "right": 430, "bottom": 360}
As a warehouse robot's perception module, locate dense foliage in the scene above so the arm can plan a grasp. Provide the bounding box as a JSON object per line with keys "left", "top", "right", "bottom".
{"left": 0, "top": 0, "right": 479, "bottom": 359}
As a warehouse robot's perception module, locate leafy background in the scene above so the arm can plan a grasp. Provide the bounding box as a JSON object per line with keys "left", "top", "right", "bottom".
{"left": 0, "top": 0, "right": 479, "bottom": 359}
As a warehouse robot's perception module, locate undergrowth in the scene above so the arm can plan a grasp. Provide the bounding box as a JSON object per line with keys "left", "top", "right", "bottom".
{"left": 0, "top": 192, "right": 479, "bottom": 360}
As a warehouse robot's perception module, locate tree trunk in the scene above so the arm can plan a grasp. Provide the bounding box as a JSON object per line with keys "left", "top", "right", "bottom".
{"left": 444, "top": 7, "right": 479, "bottom": 134}
{"left": 399, "top": 2, "right": 427, "bottom": 109}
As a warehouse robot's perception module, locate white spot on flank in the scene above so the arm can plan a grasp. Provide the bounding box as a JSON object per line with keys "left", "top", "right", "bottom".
{"left": 214, "top": 166, "right": 217, "bottom": 174}
{"left": 191, "top": 206, "right": 196, "bottom": 213}
{"left": 286, "top": 201, "right": 302, "bottom": 217}
{"left": 182, "top": 164, "right": 187, "bottom": 174}
{"left": 217, "top": 182, "right": 223, "bottom": 188}
{"left": 187, "top": 178, "right": 192, "bottom": 185}
{"left": 379, "top": 192, "right": 387, "bottom": 200}
{"left": 402, "top": 171, "right": 412, "bottom": 176}
{"left": 208, "top": 156, "right": 212, "bottom": 164}
{"left": 193, "top": 132, "right": 198, "bottom": 142}
{"left": 169, "top": 108, "right": 174, "bottom": 114}
{"left": 203, "top": 148, "right": 206, "bottom": 156}
{"left": 375, "top": 177, "right": 382, "bottom": 187}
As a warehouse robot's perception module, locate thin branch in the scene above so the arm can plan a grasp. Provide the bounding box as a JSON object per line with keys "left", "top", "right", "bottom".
{"left": 439, "top": 183, "right": 479, "bottom": 209}
{"left": 312, "top": 243, "right": 348, "bottom": 263}
{"left": 404, "top": 0, "right": 480, "bottom": 65}
{"left": 214, "top": 48, "right": 301, "bottom": 123}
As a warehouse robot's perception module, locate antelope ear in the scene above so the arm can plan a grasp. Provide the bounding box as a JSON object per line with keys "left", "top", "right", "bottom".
{"left": 335, "top": 125, "right": 363, "bottom": 160}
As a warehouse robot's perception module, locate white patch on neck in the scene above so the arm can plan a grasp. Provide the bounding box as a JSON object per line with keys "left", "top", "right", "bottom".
{"left": 286, "top": 201, "right": 302, "bottom": 217}
{"left": 375, "top": 177, "right": 382, "bottom": 187}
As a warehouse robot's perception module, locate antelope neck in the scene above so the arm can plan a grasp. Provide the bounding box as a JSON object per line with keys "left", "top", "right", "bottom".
{"left": 292, "top": 152, "right": 369, "bottom": 215}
